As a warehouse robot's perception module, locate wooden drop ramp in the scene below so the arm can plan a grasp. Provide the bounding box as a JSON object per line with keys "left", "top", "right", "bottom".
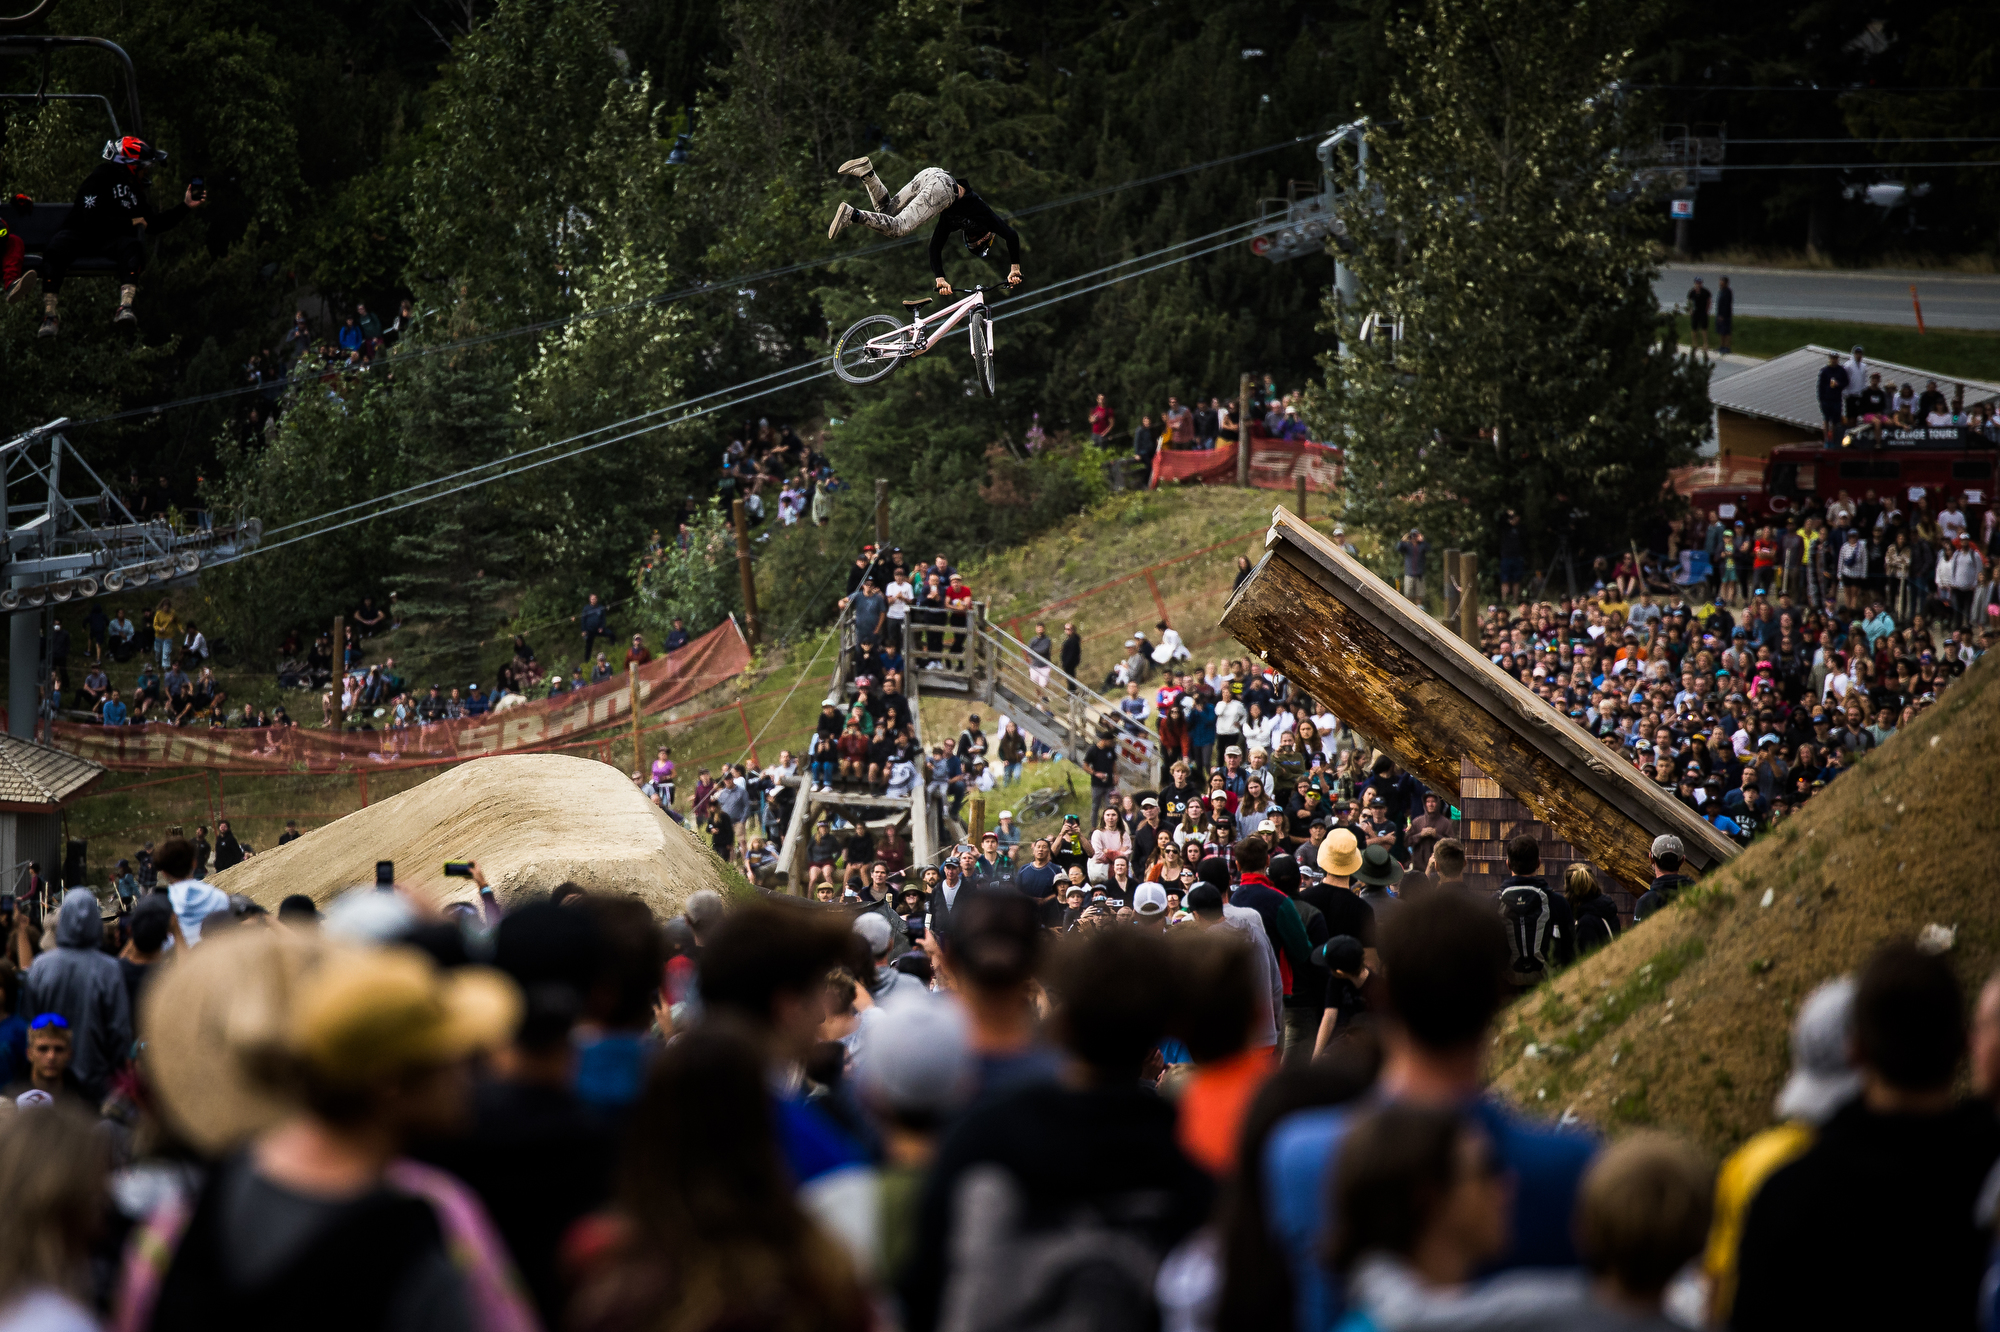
{"left": 1220, "top": 510, "right": 1737, "bottom": 887}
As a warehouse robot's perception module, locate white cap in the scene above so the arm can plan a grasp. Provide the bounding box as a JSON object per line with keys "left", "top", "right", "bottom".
{"left": 1133, "top": 883, "right": 1169, "bottom": 917}
{"left": 853, "top": 911, "right": 894, "bottom": 957}
{"left": 1774, "top": 976, "right": 1861, "bottom": 1125}
{"left": 1650, "top": 833, "right": 1685, "bottom": 862}
{"left": 855, "top": 996, "right": 973, "bottom": 1117}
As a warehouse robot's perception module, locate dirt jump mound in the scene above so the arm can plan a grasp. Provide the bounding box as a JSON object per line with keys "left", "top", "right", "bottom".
{"left": 211, "top": 753, "right": 733, "bottom": 919}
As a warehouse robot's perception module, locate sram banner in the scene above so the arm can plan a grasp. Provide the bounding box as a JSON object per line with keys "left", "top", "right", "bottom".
{"left": 1149, "top": 436, "right": 1344, "bottom": 491}
{"left": 55, "top": 620, "right": 751, "bottom": 771}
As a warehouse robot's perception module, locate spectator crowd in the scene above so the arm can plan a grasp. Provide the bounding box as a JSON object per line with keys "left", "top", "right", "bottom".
{"left": 1451, "top": 490, "right": 1989, "bottom": 846}
{"left": 0, "top": 787, "right": 1992, "bottom": 1332}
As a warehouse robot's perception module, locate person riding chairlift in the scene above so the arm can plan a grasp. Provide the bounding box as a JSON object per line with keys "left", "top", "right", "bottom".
{"left": 6, "top": 135, "right": 205, "bottom": 337}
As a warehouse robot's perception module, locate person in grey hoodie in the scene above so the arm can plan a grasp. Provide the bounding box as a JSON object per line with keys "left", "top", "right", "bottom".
{"left": 22, "top": 887, "right": 132, "bottom": 1102}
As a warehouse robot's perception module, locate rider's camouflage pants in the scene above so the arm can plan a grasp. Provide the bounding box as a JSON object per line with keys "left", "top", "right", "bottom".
{"left": 852, "top": 167, "right": 955, "bottom": 238}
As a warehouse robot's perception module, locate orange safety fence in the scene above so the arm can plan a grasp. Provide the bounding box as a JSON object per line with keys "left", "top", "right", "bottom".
{"left": 54, "top": 619, "right": 752, "bottom": 773}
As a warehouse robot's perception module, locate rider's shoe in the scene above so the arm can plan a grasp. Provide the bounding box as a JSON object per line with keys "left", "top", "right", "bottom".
{"left": 836, "top": 156, "right": 874, "bottom": 178}
{"left": 36, "top": 311, "right": 58, "bottom": 338}
{"left": 3, "top": 269, "right": 39, "bottom": 305}
{"left": 827, "top": 201, "right": 854, "bottom": 240}
{"left": 112, "top": 304, "right": 138, "bottom": 328}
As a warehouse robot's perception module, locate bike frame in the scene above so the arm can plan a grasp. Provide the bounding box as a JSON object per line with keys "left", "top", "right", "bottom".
{"left": 864, "top": 286, "right": 992, "bottom": 356}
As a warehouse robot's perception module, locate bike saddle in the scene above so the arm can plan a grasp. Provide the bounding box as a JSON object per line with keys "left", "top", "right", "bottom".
{"left": 901, "top": 297, "right": 933, "bottom": 310}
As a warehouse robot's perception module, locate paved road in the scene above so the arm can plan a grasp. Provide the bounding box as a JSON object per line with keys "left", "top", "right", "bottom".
{"left": 1655, "top": 263, "right": 2000, "bottom": 331}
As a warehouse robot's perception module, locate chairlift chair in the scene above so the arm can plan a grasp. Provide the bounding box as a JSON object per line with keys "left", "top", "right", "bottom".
{"left": 0, "top": 18, "right": 151, "bottom": 279}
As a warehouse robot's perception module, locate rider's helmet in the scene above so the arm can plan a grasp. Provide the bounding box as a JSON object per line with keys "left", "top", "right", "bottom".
{"left": 963, "top": 231, "right": 993, "bottom": 259}
{"left": 103, "top": 136, "right": 167, "bottom": 167}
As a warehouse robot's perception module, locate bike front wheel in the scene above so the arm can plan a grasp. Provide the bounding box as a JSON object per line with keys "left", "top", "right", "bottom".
{"left": 834, "top": 314, "right": 909, "bottom": 384}
{"left": 968, "top": 308, "right": 996, "bottom": 396}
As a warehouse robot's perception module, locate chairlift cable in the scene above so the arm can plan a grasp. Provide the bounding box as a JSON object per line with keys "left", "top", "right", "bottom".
{"left": 69, "top": 132, "right": 1330, "bottom": 428}
{"left": 236, "top": 217, "right": 1278, "bottom": 561}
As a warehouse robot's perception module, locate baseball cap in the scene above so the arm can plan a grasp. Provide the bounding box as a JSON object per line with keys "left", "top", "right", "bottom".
{"left": 1650, "top": 833, "right": 1685, "bottom": 861}
{"left": 1139, "top": 797, "right": 1159, "bottom": 809}
{"left": 1133, "top": 883, "right": 1169, "bottom": 917}
{"left": 1314, "top": 935, "right": 1365, "bottom": 975}
{"left": 1773, "top": 976, "right": 1861, "bottom": 1124}
{"left": 290, "top": 946, "right": 518, "bottom": 1087}
{"left": 1186, "top": 883, "right": 1224, "bottom": 914}
{"left": 1257, "top": 817, "right": 1280, "bottom": 833}
{"left": 1224, "top": 745, "right": 1242, "bottom": 757}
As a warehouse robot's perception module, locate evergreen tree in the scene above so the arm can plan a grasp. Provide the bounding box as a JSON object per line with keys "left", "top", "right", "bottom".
{"left": 1309, "top": 0, "right": 1710, "bottom": 580}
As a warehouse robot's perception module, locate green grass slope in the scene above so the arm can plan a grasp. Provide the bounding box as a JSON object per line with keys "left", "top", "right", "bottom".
{"left": 67, "top": 485, "right": 1333, "bottom": 876}
{"left": 1487, "top": 653, "right": 2000, "bottom": 1153}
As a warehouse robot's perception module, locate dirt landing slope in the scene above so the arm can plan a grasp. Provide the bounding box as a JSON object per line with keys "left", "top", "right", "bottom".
{"left": 212, "top": 753, "right": 733, "bottom": 919}
{"left": 1487, "top": 654, "right": 2000, "bottom": 1154}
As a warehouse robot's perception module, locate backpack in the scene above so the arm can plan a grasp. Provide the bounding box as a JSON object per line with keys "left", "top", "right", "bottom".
{"left": 1499, "top": 882, "right": 1552, "bottom": 987}
{"left": 939, "top": 1165, "right": 1162, "bottom": 1332}
{"left": 1574, "top": 903, "right": 1615, "bottom": 955}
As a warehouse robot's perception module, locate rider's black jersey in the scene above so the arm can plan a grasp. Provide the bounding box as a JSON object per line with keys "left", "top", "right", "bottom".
{"left": 929, "top": 180, "right": 1020, "bottom": 278}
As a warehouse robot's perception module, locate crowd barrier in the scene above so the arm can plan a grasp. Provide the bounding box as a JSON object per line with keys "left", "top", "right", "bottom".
{"left": 1150, "top": 434, "right": 1344, "bottom": 491}
{"left": 55, "top": 619, "right": 752, "bottom": 773}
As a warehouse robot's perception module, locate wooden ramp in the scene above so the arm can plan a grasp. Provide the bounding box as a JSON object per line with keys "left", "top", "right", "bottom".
{"left": 1220, "top": 510, "right": 1736, "bottom": 887}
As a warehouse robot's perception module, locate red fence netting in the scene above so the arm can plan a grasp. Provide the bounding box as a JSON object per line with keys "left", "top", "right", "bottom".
{"left": 55, "top": 620, "right": 752, "bottom": 772}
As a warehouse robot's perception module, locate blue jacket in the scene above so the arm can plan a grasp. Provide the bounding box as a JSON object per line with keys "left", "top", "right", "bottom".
{"left": 1265, "top": 1095, "right": 1596, "bottom": 1332}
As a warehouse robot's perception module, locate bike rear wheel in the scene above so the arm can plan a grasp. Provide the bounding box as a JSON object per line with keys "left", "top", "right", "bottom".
{"left": 834, "top": 314, "right": 909, "bottom": 384}
{"left": 968, "top": 308, "right": 996, "bottom": 396}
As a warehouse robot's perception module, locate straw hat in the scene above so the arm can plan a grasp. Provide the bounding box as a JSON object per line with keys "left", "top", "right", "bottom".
{"left": 142, "top": 926, "right": 336, "bottom": 1155}
{"left": 143, "top": 929, "right": 518, "bottom": 1155}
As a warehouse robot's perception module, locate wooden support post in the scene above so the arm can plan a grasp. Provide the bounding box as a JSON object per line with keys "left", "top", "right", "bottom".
{"left": 969, "top": 796, "right": 985, "bottom": 845}
{"left": 359, "top": 770, "right": 369, "bottom": 808}
{"left": 1458, "top": 553, "right": 1478, "bottom": 642}
{"left": 331, "top": 615, "right": 345, "bottom": 733}
{"left": 1236, "top": 372, "right": 1251, "bottom": 487}
{"left": 732, "top": 499, "right": 760, "bottom": 648}
{"left": 1443, "top": 549, "right": 1461, "bottom": 626}
{"left": 874, "top": 478, "right": 890, "bottom": 549}
{"left": 630, "top": 666, "right": 642, "bottom": 776}
{"left": 1294, "top": 474, "right": 1307, "bottom": 518}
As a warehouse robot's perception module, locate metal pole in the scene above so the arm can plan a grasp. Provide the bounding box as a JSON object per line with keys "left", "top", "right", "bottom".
{"left": 874, "top": 478, "right": 889, "bottom": 549}
{"left": 331, "top": 615, "right": 345, "bottom": 732}
{"left": 1457, "top": 555, "right": 1479, "bottom": 642}
{"left": 8, "top": 592, "right": 35, "bottom": 740}
{"left": 1443, "top": 549, "right": 1461, "bottom": 624}
{"left": 1236, "top": 373, "right": 1251, "bottom": 487}
{"left": 732, "top": 499, "right": 760, "bottom": 648}
{"left": 630, "top": 665, "right": 642, "bottom": 777}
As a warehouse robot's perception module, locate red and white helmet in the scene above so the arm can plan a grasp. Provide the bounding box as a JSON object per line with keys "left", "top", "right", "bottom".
{"left": 103, "top": 136, "right": 166, "bottom": 166}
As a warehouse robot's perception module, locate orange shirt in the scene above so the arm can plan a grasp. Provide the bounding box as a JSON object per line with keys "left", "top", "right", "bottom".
{"left": 1176, "top": 1045, "right": 1278, "bottom": 1175}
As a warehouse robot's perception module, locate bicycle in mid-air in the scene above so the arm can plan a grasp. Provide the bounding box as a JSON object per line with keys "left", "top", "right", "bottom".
{"left": 832, "top": 284, "right": 1007, "bottom": 395}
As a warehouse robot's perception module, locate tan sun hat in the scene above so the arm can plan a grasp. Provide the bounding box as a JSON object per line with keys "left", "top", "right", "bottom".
{"left": 143, "top": 930, "right": 519, "bottom": 1156}
{"left": 1318, "top": 826, "right": 1363, "bottom": 877}
{"left": 142, "top": 926, "right": 336, "bottom": 1155}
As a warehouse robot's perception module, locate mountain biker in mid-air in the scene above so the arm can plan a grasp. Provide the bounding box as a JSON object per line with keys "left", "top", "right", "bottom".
{"left": 826, "top": 158, "right": 1022, "bottom": 298}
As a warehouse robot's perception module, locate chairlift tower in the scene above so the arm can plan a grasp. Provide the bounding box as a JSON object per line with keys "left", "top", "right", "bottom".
{"left": 2, "top": 420, "right": 262, "bottom": 738}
